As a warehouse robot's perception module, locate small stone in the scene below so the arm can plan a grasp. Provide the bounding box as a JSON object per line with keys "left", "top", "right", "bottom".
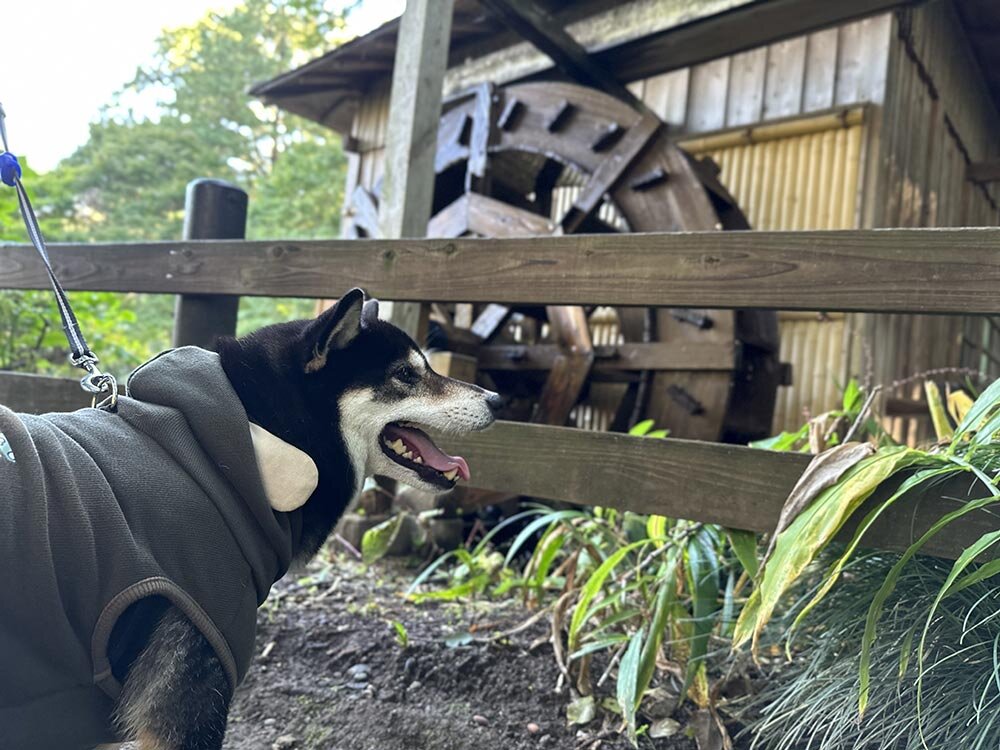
{"left": 263, "top": 718, "right": 276, "bottom": 726}
{"left": 403, "top": 657, "right": 417, "bottom": 676}
{"left": 527, "top": 722, "right": 540, "bottom": 734}
{"left": 272, "top": 735, "right": 297, "bottom": 750}
{"left": 363, "top": 685, "right": 377, "bottom": 699}
{"left": 347, "top": 663, "right": 370, "bottom": 681}
{"left": 346, "top": 681, "right": 369, "bottom": 690}
{"left": 407, "top": 680, "right": 422, "bottom": 692}
{"left": 472, "top": 714, "right": 489, "bottom": 727}
{"left": 539, "top": 735, "right": 554, "bottom": 746}
{"left": 649, "top": 718, "right": 682, "bottom": 739}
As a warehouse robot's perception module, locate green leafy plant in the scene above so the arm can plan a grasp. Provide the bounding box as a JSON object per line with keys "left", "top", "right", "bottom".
{"left": 389, "top": 620, "right": 409, "bottom": 648}
{"left": 735, "top": 376, "right": 1000, "bottom": 745}
{"left": 405, "top": 422, "right": 752, "bottom": 746}
{"left": 740, "top": 553, "right": 1000, "bottom": 750}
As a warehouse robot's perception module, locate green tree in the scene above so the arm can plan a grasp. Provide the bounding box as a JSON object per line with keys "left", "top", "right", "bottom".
{"left": 248, "top": 136, "right": 346, "bottom": 240}
{"left": 1, "top": 0, "right": 355, "bottom": 375}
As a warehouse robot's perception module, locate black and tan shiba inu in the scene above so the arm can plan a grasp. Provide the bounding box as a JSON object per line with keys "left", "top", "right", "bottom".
{"left": 0, "top": 288, "right": 500, "bottom": 750}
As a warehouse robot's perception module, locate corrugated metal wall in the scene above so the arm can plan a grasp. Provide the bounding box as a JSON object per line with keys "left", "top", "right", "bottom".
{"left": 679, "top": 108, "right": 868, "bottom": 432}
{"left": 680, "top": 109, "right": 865, "bottom": 232}
{"left": 865, "top": 1, "right": 1000, "bottom": 444}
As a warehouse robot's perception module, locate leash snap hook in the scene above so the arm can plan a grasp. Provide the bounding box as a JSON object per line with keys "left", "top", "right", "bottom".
{"left": 73, "top": 353, "right": 119, "bottom": 411}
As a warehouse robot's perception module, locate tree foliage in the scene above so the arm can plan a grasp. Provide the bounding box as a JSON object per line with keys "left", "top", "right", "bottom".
{"left": 2, "top": 0, "right": 352, "bottom": 374}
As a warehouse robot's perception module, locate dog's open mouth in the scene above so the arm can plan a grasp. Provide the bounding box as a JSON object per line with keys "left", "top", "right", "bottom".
{"left": 380, "top": 422, "right": 471, "bottom": 488}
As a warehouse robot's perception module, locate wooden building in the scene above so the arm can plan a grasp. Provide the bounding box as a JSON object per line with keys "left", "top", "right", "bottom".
{"left": 254, "top": 0, "right": 1000, "bottom": 440}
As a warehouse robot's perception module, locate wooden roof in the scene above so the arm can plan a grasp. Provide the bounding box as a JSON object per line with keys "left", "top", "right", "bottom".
{"left": 251, "top": 0, "right": 988, "bottom": 136}
{"left": 250, "top": 0, "right": 617, "bottom": 135}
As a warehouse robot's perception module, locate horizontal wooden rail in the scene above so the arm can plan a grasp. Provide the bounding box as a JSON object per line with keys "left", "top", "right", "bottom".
{"left": 2, "top": 227, "right": 1000, "bottom": 313}
{"left": 3, "top": 372, "right": 994, "bottom": 561}
{"left": 0, "top": 372, "right": 90, "bottom": 414}
{"left": 439, "top": 422, "right": 997, "bottom": 562}
{"left": 479, "top": 342, "right": 735, "bottom": 372}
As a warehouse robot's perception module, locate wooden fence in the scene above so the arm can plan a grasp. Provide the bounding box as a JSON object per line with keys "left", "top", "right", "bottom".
{"left": 2, "top": 224, "right": 999, "bottom": 560}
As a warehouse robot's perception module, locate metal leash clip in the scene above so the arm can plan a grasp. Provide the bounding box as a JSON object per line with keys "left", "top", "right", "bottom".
{"left": 72, "top": 354, "right": 119, "bottom": 410}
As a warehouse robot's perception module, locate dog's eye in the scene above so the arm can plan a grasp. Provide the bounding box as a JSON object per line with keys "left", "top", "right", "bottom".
{"left": 394, "top": 364, "right": 419, "bottom": 384}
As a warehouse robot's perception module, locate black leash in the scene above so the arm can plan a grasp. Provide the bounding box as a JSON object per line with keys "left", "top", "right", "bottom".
{"left": 0, "top": 103, "right": 118, "bottom": 410}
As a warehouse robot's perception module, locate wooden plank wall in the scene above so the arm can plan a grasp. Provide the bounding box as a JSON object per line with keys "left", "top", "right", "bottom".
{"left": 638, "top": 16, "right": 891, "bottom": 133}
{"left": 341, "top": 15, "right": 895, "bottom": 236}
{"left": 865, "top": 1, "right": 1000, "bottom": 445}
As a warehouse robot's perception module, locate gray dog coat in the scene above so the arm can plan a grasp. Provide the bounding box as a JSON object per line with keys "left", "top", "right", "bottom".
{"left": 0, "top": 347, "right": 306, "bottom": 749}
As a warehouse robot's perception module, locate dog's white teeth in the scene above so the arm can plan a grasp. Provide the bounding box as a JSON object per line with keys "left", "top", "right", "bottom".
{"left": 403, "top": 450, "right": 413, "bottom": 459}
{"left": 390, "top": 439, "right": 406, "bottom": 455}
{"left": 414, "top": 456, "right": 424, "bottom": 464}
{"left": 443, "top": 468, "right": 458, "bottom": 481}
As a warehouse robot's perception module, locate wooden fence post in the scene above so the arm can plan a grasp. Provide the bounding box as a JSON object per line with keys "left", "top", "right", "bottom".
{"left": 172, "top": 179, "right": 248, "bottom": 348}
{"left": 378, "top": 0, "right": 455, "bottom": 343}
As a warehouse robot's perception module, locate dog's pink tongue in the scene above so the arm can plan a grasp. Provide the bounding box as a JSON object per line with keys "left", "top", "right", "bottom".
{"left": 385, "top": 425, "right": 471, "bottom": 481}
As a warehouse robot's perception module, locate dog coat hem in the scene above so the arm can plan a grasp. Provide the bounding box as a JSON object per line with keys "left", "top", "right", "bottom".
{"left": 90, "top": 575, "right": 240, "bottom": 699}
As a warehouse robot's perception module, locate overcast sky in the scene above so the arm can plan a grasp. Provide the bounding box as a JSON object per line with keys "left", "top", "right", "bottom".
{"left": 1, "top": 1, "right": 403, "bottom": 172}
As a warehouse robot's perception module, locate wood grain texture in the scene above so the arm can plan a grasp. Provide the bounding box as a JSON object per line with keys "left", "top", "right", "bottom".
{"left": 378, "top": 0, "right": 454, "bottom": 342}
{"left": 533, "top": 306, "right": 594, "bottom": 425}
{"left": 479, "top": 342, "right": 735, "bottom": 373}
{"left": 2, "top": 228, "right": 999, "bottom": 313}
{"left": 435, "top": 421, "right": 997, "bottom": 560}
{"left": 726, "top": 48, "right": 767, "bottom": 127}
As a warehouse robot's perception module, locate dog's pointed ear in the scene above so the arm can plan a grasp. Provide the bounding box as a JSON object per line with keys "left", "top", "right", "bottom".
{"left": 303, "top": 288, "right": 365, "bottom": 373}
{"left": 361, "top": 297, "right": 380, "bottom": 328}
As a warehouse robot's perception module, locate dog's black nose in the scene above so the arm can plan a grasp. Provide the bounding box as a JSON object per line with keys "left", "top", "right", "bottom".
{"left": 485, "top": 390, "right": 503, "bottom": 416}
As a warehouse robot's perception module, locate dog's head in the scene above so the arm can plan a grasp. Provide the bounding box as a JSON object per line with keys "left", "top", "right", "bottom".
{"left": 296, "top": 288, "right": 501, "bottom": 493}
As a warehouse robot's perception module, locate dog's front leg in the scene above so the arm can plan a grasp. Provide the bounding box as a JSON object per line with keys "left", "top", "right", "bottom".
{"left": 114, "top": 607, "right": 232, "bottom": 750}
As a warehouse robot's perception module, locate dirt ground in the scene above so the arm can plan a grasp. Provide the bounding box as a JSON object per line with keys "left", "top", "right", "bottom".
{"left": 222, "top": 554, "right": 731, "bottom": 750}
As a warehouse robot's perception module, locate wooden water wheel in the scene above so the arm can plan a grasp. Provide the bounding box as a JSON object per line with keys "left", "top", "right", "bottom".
{"left": 348, "top": 81, "right": 783, "bottom": 443}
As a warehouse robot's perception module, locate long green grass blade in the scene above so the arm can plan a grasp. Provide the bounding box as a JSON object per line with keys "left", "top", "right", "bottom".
{"left": 569, "top": 633, "right": 632, "bottom": 660}
{"left": 685, "top": 528, "right": 720, "bottom": 690}
{"left": 581, "top": 606, "right": 645, "bottom": 644}
{"left": 915, "top": 527, "right": 1000, "bottom": 747}
{"left": 568, "top": 539, "right": 650, "bottom": 651}
{"left": 942, "top": 557, "right": 1000, "bottom": 599}
{"left": 925, "top": 381, "right": 955, "bottom": 441}
{"left": 734, "top": 447, "right": 923, "bottom": 652}
{"left": 617, "top": 628, "right": 645, "bottom": 746}
{"left": 971, "top": 409, "right": 1000, "bottom": 446}
{"left": 952, "top": 378, "right": 1000, "bottom": 447}
{"left": 789, "top": 466, "right": 955, "bottom": 637}
{"left": 504, "top": 509, "right": 582, "bottom": 566}
{"left": 531, "top": 530, "right": 566, "bottom": 589}
{"left": 726, "top": 528, "right": 760, "bottom": 582}
{"left": 858, "top": 495, "right": 1000, "bottom": 715}
{"left": 636, "top": 551, "right": 679, "bottom": 706}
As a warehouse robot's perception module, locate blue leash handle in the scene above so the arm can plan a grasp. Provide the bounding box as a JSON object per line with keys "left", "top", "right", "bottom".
{"left": 0, "top": 103, "right": 117, "bottom": 406}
